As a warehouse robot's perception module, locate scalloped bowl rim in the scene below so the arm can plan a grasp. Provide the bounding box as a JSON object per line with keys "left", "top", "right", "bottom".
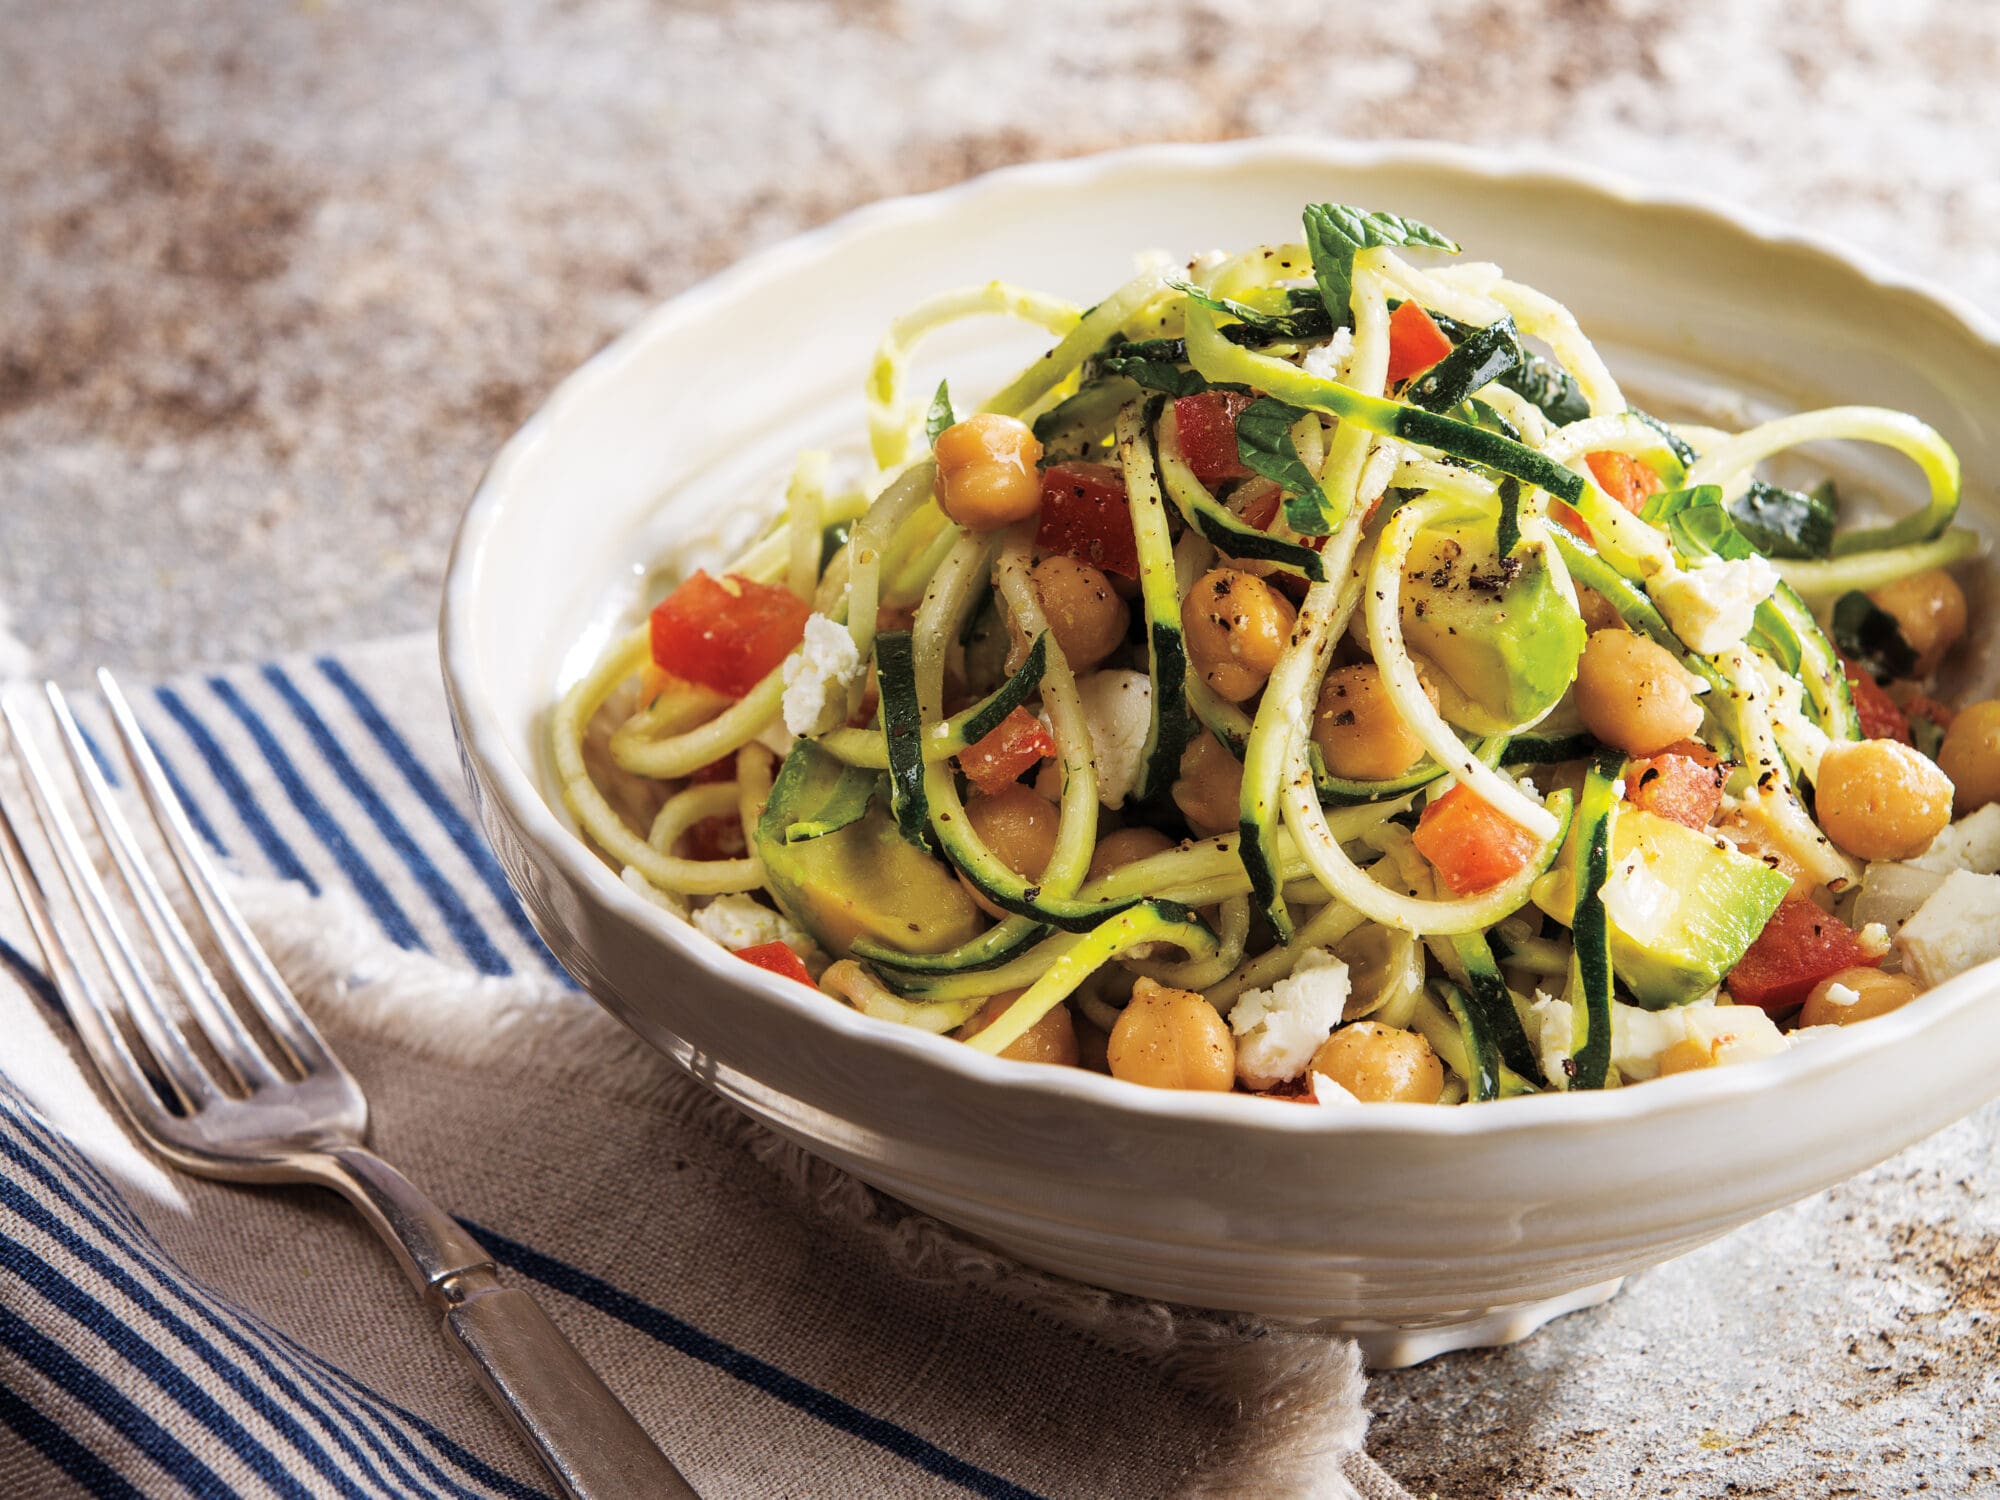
{"left": 441, "top": 136, "right": 2000, "bottom": 1141}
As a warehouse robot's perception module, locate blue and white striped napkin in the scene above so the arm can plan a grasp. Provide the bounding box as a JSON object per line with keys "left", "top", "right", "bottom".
{"left": 0, "top": 637, "right": 1404, "bottom": 1500}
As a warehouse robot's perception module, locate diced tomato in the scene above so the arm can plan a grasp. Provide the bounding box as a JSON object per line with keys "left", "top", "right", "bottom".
{"left": 1626, "top": 741, "right": 1726, "bottom": 830}
{"left": 649, "top": 570, "right": 810, "bottom": 698}
{"left": 1385, "top": 301, "right": 1454, "bottom": 387}
{"left": 687, "top": 755, "right": 737, "bottom": 784}
{"left": 1728, "top": 896, "right": 1877, "bottom": 1013}
{"left": 957, "top": 707, "right": 1056, "bottom": 796}
{"left": 1035, "top": 462, "right": 1138, "bottom": 578}
{"left": 1173, "top": 391, "right": 1256, "bottom": 485}
{"left": 681, "top": 813, "right": 746, "bottom": 861}
{"left": 1412, "top": 785, "right": 1544, "bottom": 896}
{"left": 1585, "top": 451, "right": 1664, "bottom": 515}
{"left": 733, "top": 941, "right": 815, "bottom": 987}
{"left": 1550, "top": 500, "right": 1592, "bottom": 541}
{"left": 1841, "top": 659, "right": 1911, "bottom": 744}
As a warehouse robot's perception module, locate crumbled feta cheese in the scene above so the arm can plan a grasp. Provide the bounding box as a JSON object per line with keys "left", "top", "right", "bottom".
{"left": 691, "top": 893, "right": 806, "bottom": 955}
{"left": 1910, "top": 804, "right": 2000, "bottom": 875}
{"left": 1821, "top": 982, "right": 1862, "bottom": 1009}
{"left": 780, "top": 613, "right": 862, "bottom": 737}
{"left": 1650, "top": 555, "right": 1780, "bottom": 655}
{"left": 1310, "top": 1072, "right": 1362, "bottom": 1106}
{"left": 1301, "top": 326, "right": 1355, "bottom": 382}
{"left": 1683, "top": 1004, "right": 1787, "bottom": 1069}
{"left": 1896, "top": 870, "right": 2000, "bottom": 988}
{"left": 1856, "top": 922, "right": 1891, "bottom": 960}
{"left": 1610, "top": 1000, "right": 1698, "bottom": 1082}
{"left": 1230, "top": 948, "right": 1351, "bottom": 1089}
{"left": 1074, "top": 670, "right": 1152, "bottom": 809}
{"left": 1528, "top": 991, "right": 1572, "bottom": 1090}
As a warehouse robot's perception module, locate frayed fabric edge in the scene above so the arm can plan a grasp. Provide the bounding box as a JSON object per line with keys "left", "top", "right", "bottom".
{"left": 234, "top": 872, "right": 1376, "bottom": 1496}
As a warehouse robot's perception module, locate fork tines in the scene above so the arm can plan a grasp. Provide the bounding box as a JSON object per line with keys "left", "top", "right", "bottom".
{"left": 0, "top": 673, "right": 353, "bottom": 1135}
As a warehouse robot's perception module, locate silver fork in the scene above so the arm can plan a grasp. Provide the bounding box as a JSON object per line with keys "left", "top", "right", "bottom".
{"left": 0, "top": 672, "right": 697, "bottom": 1500}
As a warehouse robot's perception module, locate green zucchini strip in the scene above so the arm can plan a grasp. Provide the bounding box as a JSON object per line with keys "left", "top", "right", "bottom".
{"left": 869, "top": 931, "right": 1084, "bottom": 1002}
{"left": 1311, "top": 734, "right": 1507, "bottom": 807}
{"left": 1775, "top": 528, "right": 1986, "bottom": 604}
{"left": 964, "top": 900, "right": 1220, "bottom": 1056}
{"left": 851, "top": 917, "right": 1053, "bottom": 975}
{"left": 1115, "top": 402, "right": 1196, "bottom": 801}
{"left": 984, "top": 269, "right": 1171, "bottom": 423}
{"left": 820, "top": 632, "right": 1052, "bottom": 771}
{"left": 1437, "top": 980, "right": 1500, "bottom": 1103}
{"left": 1684, "top": 405, "right": 1960, "bottom": 556}
{"left": 875, "top": 630, "right": 932, "bottom": 849}
{"left": 1155, "top": 406, "right": 1329, "bottom": 581}
{"left": 842, "top": 458, "right": 941, "bottom": 706}
{"left": 1448, "top": 931, "right": 1542, "bottom": 1083}
{"left": 867, "top": 283, "right": 1080, "bottom": 468}
{"left": 1404, "top": 317, "right": 1520, "bottom": 413}
{"left": 1122, "top": 894, "right": 1251, "bottom": 991}
{"left": 1565, "top": 751, "right": 1624, "bottom": 1091}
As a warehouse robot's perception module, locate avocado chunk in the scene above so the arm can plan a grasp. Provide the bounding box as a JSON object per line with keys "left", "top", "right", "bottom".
{"left": 1536, "top": 807, "right": 1793, "bottom": 1009}
{"left": 1399, "top": 518, "right": 1585, "bottom": 735}
{"left": 757, "top": 742, "right": 985, "bottom": 957}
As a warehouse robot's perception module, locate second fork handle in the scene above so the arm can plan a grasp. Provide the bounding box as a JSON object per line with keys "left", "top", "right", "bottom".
{"left": 322, "top": 1147, "right": 698, "bottom": 1499}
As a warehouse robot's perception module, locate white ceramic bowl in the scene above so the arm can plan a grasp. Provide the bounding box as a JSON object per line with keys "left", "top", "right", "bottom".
{"left": 441, "top": 140, "right": 2000, "bottom": 1366}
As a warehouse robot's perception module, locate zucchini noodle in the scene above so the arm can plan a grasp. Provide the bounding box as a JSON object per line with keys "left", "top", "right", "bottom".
{"left": 555, "top": 196, "right": 1986, "bottom": 1104}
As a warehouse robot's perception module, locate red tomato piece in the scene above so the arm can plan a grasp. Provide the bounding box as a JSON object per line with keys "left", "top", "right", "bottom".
{"left": 681, "top": 813, "right": 746, "bottom": 862}
{"left": 1841, "top": 660, "right": 1911, "bottom": 744}
{"left": 649, "top": 570, "right": 810, "bottom": 698}
{"left": 1626, "top": 740, "right": 1726, "bottom": 830}
{"left": 1035, "top": 462, "right": 1139, "bottom": 578}
{"left": 1585, "top": 451, "right": 1664, "bottom": 515}
{"left": 1412, "top": 785, "right": 1544, "bottom": 896}
{"left": 1550, "top": 500, "right": 1593, "bottom": 542}
{"left": 733, "top": 941, "right": 815, "bottom": 987}
{"left": 957, "top": 707, "right": 1057, "bottom": 796}
{"left": 1385, "top": 301, "right": 1454, "bottom": 387}
{"left": 1728, "top": 895, "right": 1877, "bottom": 1013}
{"left": 1173, "top": 391, "right": 1256, "bottom": 485}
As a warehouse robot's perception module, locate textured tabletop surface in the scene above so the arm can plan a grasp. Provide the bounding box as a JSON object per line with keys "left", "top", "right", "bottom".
{"left": 5, "top": 3, "right": 1998, "bottom": 1494}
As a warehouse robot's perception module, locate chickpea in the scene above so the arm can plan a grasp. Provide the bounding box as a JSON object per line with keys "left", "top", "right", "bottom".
{"left": 1313, "top": 664, "right": 1436, "bottom": 781}
{"left": 1032, "top": 554, "right": 1130, "bottom": 673}
{"left": 1814, "top": 738, "right": 1952, "bottom": 860}
{"left": 1171, "top": 731, "right": 1243, "bottom": 837}
{"left": 1310, "top": 1022, "right": 1443, "bottom": 1104}
{"left": 1867, "top": 568, "right": 1967, "bottom": 677}
{"left": 1573, "top": 629, "right": 1703, "bottom": 756}
{"left": 933, "top": 414, "right": 1044, "bottom": 531}
{"left": 1799, "top": 966, "right": 1921, "bottom": 1029}
{"left": 1576, "top": 585, "right": 1624, "bottom": 634}
{"left": 960, "top": 991, "right": 1079, "bottom": 1065}
{"left": 1107, "top": 978, "right": 1235, "bottom": 1090}
{"left": 960, "top": 784, "right": 1060, "bottom": 919}
{"left": 1086, "top": 825, "right": 1176, "bottom": 884}
{"left": 1182, "top": 568, "right": 1297, "bottom": 703}
{"left": 1939, "top": 700, "right": 2000, "bottom": 814}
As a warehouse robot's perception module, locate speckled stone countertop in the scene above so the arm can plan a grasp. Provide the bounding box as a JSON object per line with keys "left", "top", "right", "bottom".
{"left": 5, "top": 3, "right": 1998, "bottom": 1494}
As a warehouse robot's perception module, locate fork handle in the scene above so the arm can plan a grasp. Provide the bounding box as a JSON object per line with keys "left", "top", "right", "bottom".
{"left": 321, "top": 1148, "right": 697, "bottom": 1499}
{"left": 439, "top": 1267, "right": 700, "bottom": 1499}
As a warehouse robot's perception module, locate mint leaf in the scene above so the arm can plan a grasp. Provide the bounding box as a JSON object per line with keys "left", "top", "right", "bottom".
{"left": 1169, "top": 281, "right": 1332, "bottom": 343}
{"left": 925, "top": 380, "right": 955, "bottom": 447}
{"left": 1303, "top": 204, "right": 1458, "bottom": 328}
{"left": 1235, "top": 398, "right": 1332, "bottom": 535}
{"left": 1831, "top": 591, "right": 1917, "bottom": 682}
{"left": 1093, "top": 355, "right": 1211, "bottom": 398}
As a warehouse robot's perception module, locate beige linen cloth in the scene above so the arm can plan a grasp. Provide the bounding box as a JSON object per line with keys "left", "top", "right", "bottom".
{"left": 0, "top": 640, "right": 1415, "bottom": 1499}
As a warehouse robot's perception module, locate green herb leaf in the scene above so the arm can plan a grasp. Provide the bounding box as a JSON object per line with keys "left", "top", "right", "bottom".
{"left": 1831, "top": 591, "right": 1918, "bottom": 682}
{"left": 1169, "top": 282, "right": 1332, "bottom": 344}
{"left": 1727, "top": 479, "right": 1837, "bottom": 560}
{"left": 924, "top": 380, "right": 956, "bottom": 447}
{"left": 1235, "top": 398, "right": 1333, "bottom": 534}
{"left": 1093, "top": 355, "right": 1211, "bottom": 398}
{"left": 1302, "top": 204, "right": 1458, "bottom": 328}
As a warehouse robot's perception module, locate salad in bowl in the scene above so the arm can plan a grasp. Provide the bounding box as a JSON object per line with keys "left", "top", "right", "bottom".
{"left": 552, "top": 200, "right": 1998, "bottom": 1109}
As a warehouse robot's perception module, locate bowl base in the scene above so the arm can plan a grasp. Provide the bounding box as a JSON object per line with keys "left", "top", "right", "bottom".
{"left": 1321, "top": 1278, "right": 1626, "bottom": 1369}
